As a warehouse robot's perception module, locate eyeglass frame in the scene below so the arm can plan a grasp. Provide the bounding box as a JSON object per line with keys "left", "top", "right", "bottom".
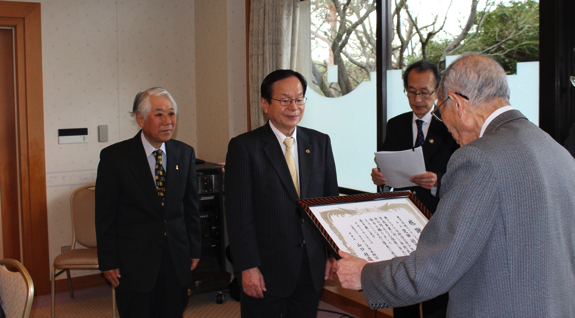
{"left": 431, "top": 92, "right": 470, "bottom": 122}
{"left": 270, "top": 97, "right": 307, "bottom": 106}
{"left": 405, "top": 88, "right": 438, "bottom": 100}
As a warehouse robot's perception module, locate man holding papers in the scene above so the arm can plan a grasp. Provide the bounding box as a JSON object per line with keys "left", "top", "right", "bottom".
{"left": 337, "top": 54, "right": 575, "bottom": 317}
{"left": 371, "top": 60, "right": 457, "bottom": 318}
{"left": 372, "top": 60, "right": 457, "bottom": 214}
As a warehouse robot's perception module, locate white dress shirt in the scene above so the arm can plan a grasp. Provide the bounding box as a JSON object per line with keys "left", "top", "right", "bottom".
{"left": 140, "top": 132, "right": 167, "bottom": 182}
{"left": 411, "top": 106, "right": 435, "bottom": 147}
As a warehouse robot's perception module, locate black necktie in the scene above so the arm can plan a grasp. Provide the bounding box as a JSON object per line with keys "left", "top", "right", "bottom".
{"left": 415, "top": 119, "right": 425, "bottom": 147}
{"left": 152, "top": 150, "right": 166, "bottom": 206}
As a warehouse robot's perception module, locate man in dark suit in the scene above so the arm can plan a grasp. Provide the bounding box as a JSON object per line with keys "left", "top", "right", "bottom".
{"left": 371, "top": 60, "right": 457, "bottom": 317}
{"left": 225, "top": 70, "right": 339, "bottom": 318}
{"left": 95, "top": 87, "right": 201, "bottom": 318}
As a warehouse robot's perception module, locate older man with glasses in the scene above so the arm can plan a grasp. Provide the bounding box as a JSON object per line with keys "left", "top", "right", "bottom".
{"left": 371, "top": 60, "right": 458, "bottom": 318}
{"left": 225, "top": 69, "right": 339, "bottom": 318}
{"left": 337, "top": 54, "right": 575, "bottom": 317}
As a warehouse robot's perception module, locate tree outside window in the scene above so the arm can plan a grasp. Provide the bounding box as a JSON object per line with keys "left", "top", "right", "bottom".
{"left": 310, "top": 0, "right": 539, "bottom": 97}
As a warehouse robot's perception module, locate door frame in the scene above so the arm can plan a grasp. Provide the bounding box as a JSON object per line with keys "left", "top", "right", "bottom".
{"left": 0, "top": 1, "right": 49, "bottom": 295}
{"left": 540, "top": 0, "right": 575, "bottom": 142}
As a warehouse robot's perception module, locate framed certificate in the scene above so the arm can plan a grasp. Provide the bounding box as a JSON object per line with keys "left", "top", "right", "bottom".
{"left": 298, "top": 191, "right": 431, "bottom": 262}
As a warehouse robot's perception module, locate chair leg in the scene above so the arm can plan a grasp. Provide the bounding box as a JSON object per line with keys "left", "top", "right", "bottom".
{"left": 66, "top": 269, "right": 74, "bottom": 298}
{"left": 51, "top": 265, "right": 56, "bottom": 318}
{"left": 112, "top": 285, "right": 117, "bottom": 318}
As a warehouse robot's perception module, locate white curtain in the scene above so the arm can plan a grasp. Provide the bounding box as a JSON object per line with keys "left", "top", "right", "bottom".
{"left": 249, "top": 0, "right": 302, "bottom": 130}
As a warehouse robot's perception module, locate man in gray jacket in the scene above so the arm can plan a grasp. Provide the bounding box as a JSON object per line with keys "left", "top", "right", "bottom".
{"left": 333, "top": 54, "right": 575, "bottom": 317}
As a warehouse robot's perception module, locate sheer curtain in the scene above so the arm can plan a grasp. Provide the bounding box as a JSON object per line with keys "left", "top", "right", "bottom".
{"left": 249, "top": 0, "right": 302, "bottom": 129}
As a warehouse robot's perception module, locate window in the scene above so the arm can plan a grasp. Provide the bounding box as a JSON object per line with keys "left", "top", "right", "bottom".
{"left": 388, "top": 0, "right": 540, "bottom": 123}
{"left": 299, "top": 0, "right": 539, "bottom": 192}
{"left": 300, "top": 0, "right": 378, "bottom": 192}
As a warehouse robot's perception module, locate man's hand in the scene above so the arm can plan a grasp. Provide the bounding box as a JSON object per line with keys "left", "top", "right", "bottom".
{"left": 371, "top": 168, "right": 388, "bottom": 186}
{"left": 410, "top": 171, "right": 437, "bottom": 189}
{"left": 103, "top": 268, "right": 121, "bottom": 287}
{"left": 191, "top": 258, "right": 200, "bottom": 271}
{"left": 335, "top": 251, "right": 367, "bottom": 290}
{"left": 218, "top": 163, "right": 225, "bottom": 182}
{"left": 241, "top": 267, "right": 266, "bottom": 298}
{"left": 324, "top": 255, "right": 337, "bottom": 280}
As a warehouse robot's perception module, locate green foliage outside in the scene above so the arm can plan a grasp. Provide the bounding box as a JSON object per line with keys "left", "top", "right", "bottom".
{"left": 424, "top": 0, "right": 539, "bottom": 74}
{"left": 310, "top": 0, "right": 539, "bottom": 97}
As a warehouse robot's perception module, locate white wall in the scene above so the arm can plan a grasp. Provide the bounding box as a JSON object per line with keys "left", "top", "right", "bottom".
{"left": 9, "top": 0, "right": 247, "bottom": 278}
{"left": 194, "top": 0, "right": 248, "bottom": 163}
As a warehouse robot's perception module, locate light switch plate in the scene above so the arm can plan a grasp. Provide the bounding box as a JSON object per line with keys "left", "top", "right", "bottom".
{"left": 98, "top": 125, "right": 108, "bottom": 142}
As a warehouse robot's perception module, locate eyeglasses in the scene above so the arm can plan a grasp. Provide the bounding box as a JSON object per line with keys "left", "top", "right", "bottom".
{"left": 270, "top": 97, "right": 307, "bottom": 106}
{"left": 431, "top": 92, "right": 469, "bottom": 122}
{"left": 405, "top": 88, "right": 437, "bottom": 100}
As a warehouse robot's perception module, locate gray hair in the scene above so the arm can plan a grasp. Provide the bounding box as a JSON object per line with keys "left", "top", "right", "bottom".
{"left": 438, "top": 54, "right": 510, "bottom": 106}
{"left": 130, "top": 87, "right": 178, "bottom": 118}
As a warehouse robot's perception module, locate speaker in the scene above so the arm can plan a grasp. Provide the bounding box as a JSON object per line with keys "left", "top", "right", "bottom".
{"left": 190, "top": 161, "right": 228, "bottom": 303}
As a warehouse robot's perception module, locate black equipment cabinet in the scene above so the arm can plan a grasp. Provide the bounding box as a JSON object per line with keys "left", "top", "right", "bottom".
{"left": 190, "top": 161, "right": 228, "bottom": 304}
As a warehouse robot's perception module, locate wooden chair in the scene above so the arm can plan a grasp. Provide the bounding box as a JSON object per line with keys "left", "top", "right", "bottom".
{"left": 0, "top": 258, "right": 34, "bottom": 318}
{"left": 51, "top": 184, "right": 116, "bottom": 318}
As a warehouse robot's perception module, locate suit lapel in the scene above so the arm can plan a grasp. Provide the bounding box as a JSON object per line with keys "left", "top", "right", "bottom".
{"left": 262, "top": 123, "right": 300, "bottom": 200}
{"left": 422, "top": 117, "right": 445, "bottom": 165}
{"left": 128, "top": 131, "right": 163, "bottom": 209}
{"left": 164, "top": 140, "right": 182, "bottom": 211}
{"left": 399, "top": 114, "right": 415, "bottom": 148}
{"left": 297, "top": 127, "right": 310, "bottom": 199}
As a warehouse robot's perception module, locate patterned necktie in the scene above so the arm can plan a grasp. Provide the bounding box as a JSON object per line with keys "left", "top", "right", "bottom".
{"left": 415, "top": 119, "right": 425, "bottom": 147}
{"left": 283, "top": 137, "right": 299, "bottom": 197}
{"left": 152, "top": 150, "right": 166, "bottom": 206}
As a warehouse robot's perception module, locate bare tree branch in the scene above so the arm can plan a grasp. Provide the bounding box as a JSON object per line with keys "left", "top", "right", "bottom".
{"left": 445, "top": 4, "right": 491, "bottom": 56}
{"left": 439, "top": 0, "right": 479, "bottom": 63}
{"left": 312, "top": 63, "right": 335, "bottom": 97}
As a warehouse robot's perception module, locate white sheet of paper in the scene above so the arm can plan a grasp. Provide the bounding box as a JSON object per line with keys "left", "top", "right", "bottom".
{"left": 374, "top": 147, "right": 426, "bottom": 188}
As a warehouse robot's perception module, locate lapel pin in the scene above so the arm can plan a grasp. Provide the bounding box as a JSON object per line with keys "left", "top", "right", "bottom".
{"left": 429, "top": 139, "right": 434, "bottom": 144}
{"left": 306, "top": 149, "right": 310, "bottom": 153}
{"left": 176, "top": 165, "right": 179, "bottom": 170}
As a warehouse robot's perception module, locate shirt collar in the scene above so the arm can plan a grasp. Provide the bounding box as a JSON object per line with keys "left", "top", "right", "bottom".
{"left": 412, "top": 105, "right": 435, "bottom": 124}
{"left": 480, "top": 106, "right": 514, "bottom": 137}
{"left": 140, "top": 131, "right": 166, "bottom": 156}
{"left": 269, "top": 120, "right": 297, "bottom": 144}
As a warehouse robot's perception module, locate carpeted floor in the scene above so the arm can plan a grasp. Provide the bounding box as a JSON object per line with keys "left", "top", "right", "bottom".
{"left": 31, "top": 292, "right": 240, "bottom": 318}
{"left": 33, "top": 286, "right": 357, "bottom": 318}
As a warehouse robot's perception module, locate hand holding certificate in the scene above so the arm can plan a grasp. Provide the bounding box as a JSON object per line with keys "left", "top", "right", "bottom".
{"left": 298, "top": 192, "right": 430, "bottom": 263}
{"left": 374, "top": 147, "right": 426, "bottom": 188}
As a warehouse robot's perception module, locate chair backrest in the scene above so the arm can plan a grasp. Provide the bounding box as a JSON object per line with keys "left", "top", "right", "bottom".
{"left": 0, "top": 259, "right": 34, "bottom": 318}
{"left": 71, "top": 184, "right": 97, "bottom": 248}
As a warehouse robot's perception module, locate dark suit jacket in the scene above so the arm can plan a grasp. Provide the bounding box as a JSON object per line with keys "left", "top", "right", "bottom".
{"left": 95, "top": 131, "right": 201, "bottom": 292}
{"left": 225, "top": 122, "right": 339, "bottom": 297}
{"left": 382, "top": 112, "right": 458, "bottom": 213}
